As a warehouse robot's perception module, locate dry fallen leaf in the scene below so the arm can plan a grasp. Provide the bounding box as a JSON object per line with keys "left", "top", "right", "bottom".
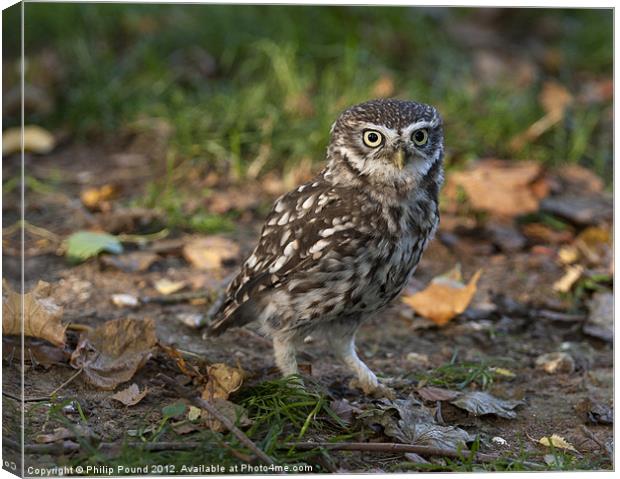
{"left": 402, "top": 269, "right": 482, "bottom": 325}
{"left": 552, "top": 265, "right": 583, "bottom": 293}
{"left": 110, "top": 383, "right": 149, "bottom": 406}
{"left": 159, "top": 343, "right": 206, "bottom": 381}
{"left": 201, "top": 398, "right": 252, "bottom": 432}
{"left": 70, "top": 318, "right": 158, "bottom": 390}
{"left": 202, "top": 363, "right": 244, "bottom": 401}
{"left": 450, "top": 391, "right": 524, "bottom": 419}
{"left": 80, "top": 184, "right": 118, "bottom": 210}
{"left": 417, "top": 387, "right": 461, "bottom": 402}
{"left": 538, "top": 434, "right": 578, "bottom": 452}
{"left": 2, "top": 279, "right": 66, "bottom": 347}
{"left": 182, "top": 236, "right": 240, "bottom": 270}
{"left": 2, "top": 125, "right": 55, "bottom": 155}
{"left": 154, "top": 278, "right": 186, "bottom": 296}
{"left": 447, "top": 160, "right": 547, "bottom": 216}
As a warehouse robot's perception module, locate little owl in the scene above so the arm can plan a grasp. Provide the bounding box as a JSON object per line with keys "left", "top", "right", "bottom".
{"left": 207, "top": 98, "right": 444, "bottom": 397}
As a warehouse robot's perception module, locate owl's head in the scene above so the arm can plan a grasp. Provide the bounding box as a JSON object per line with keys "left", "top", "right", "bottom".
{"left": 325, "top": 99, "right": 444, "bottom": 192}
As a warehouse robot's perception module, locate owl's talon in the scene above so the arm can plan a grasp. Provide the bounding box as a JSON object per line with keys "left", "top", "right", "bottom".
{"left": 349, "top": 378, "right": 396, "bottom": 399}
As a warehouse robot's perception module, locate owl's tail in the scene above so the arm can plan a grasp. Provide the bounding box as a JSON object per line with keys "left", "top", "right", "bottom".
{"left": 204, "top": 297, "right": 260, "bottom": 337}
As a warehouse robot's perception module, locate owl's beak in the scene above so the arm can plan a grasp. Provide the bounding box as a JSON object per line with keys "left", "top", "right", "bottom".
{"left": 392, "top": 148, "right": 406, "bottom": 170}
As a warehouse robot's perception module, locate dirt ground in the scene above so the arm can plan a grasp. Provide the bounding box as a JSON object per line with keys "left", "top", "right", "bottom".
{"left": 2, "top": 144, "right": 614, "bottom": 473}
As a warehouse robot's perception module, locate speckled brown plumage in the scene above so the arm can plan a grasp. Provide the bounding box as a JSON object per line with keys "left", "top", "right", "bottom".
{"left": 207, "top": 99, "right": 444, "bottom": 396}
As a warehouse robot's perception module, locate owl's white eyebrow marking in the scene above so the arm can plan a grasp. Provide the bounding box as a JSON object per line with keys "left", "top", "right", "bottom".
{"left": 357, "top": 122, "right": 398, "bottom": 139}
{"left": 403, "top": 120, "right": 438, "bottom": 136}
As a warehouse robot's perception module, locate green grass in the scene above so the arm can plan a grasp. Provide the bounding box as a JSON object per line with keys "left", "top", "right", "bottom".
{"left": 2, "top": 5, "right": 612, "bottom": 233}
{"left": 413, "top": 353, "right": 516, "bottom": 390}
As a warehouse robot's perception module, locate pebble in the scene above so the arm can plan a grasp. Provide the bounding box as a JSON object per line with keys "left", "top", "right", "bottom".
{"left": 111, "top": 293, "right": 139, "bottom": 308}
{"left": 492, "top": 436, "right": 508, "bottom": 446}
{"left": 406, "top": 352, "right": 430, "bottom": 365}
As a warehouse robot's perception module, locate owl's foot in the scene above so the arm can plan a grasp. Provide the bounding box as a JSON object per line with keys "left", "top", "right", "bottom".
{"left": 349, "top": 377, "right": 396, "bottom": 400}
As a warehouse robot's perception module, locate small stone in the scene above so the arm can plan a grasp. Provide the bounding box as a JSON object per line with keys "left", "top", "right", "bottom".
{"left": 176, "top": 313, "right": 204, "bottom": 328}
{"left": 492, "top": 436, "right": 508, "bottom": 446}
{"left": 584, "top": 292, "right": 612, "bottom": 342}
{"left": 303, "top": 335, "right": 315, "bottom": 344}
{"left": 406, "top": 352, "right": 430, "bottom": 365}
{"left": 535, "top": 352, "right": 575, "bottom": 374}
{"left": 111, "top": 293, "right": 139, "bottom": 308}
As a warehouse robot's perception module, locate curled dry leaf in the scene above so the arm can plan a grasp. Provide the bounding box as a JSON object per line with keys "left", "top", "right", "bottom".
{"left": 2, "top": 125, "right": 55, "bottom": 155}
{"left": 2, "top": 279, "right": 66, "bottom": 347}
{"left": 202, "top": 363, "right": 244, "bottom": 401}
{"left": 447, "top": 160, "right": 547, "bottom": 216}
{"left": 182, "top": 236, "right": 240, "bottom": 270}
{"left": 110, "top": 383, "right": 149, "bottom": 406}
{"left": 159, "top": 343, "right": 206, "bottom": 381}
{"left": 538, "top": 434, "right": 578, "bottom": 452}
{"left": 70, "top": 318, "right": 158, "bottom": 390}
{"left": 402, "top": 268, "right": 482, "bottom": 325}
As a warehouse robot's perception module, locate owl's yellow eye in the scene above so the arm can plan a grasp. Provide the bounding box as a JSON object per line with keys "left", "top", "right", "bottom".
{"left": 412, "top": 129, "right": 429, "bottom": 146}
{"left": 363, "top": 130, "right": 383, "bottom": 148}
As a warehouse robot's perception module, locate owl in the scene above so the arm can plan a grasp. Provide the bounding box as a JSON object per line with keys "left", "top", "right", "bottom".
{"left": 207, "top": 99, "right": 444, "bottom": 397}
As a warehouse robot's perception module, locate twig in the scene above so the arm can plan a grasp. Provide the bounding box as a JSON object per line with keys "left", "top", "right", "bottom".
{"left": 140, "top": 291, "right": 209, "bottom": 305}
{"left": 2, "top": 391, "right": 52, "bottom": 403}
{"left": 537, "top": 310, "right": 586, "bottom": 322}
{"left": 283, "top": 442, "right": 544, "bottom": 469}
{"left": 49, "top": 368, "right": 83, "bottom": 397}
{"left": 156, "top": 373, "right": 275, "bottom": 465}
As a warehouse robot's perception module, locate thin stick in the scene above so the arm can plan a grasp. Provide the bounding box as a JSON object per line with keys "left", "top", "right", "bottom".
{"left": 283, "top": 442, "right": 544, "bottom": 469}
{"left": 157, "top": 373, "right": 275, "bottom": 465}
{"left": 2, "top": 391, "right": 52, "bottom": 402}
{"left": 140, "top": 291, "right": 208, "bottom": 305}
{"left": 49, "top": 368, "right": 83, "bottom": 397}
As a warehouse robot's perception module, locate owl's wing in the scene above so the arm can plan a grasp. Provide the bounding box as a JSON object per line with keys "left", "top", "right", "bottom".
{"left": 207, "top": 178, "right": 374, "bottom": 335}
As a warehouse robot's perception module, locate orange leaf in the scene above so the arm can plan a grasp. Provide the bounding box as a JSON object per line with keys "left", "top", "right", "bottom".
{"left": 403, "top": 269, "right": 482, "bottom": 325}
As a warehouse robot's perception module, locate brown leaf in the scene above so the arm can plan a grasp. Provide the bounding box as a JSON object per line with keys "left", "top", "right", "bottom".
{"left": 172, "top": 421, "right": 201, "bottom": 435}
{"left": 447, "top": 160, "right": 546, "bottom": 216}
{"left": 556, "top": 165, "right": 604, "bottom": 194}
{"left": 3, "top": 336, "right": 69, "bottom": 367}
{"left": 201, "top": 398, "right": 252, "bottom": 432}
{"left": 2, "top": 279, "right": 66, "bottom": 347}
{"left": 417, "top": 386, "right": 461, "bottom": 402}
{"left": 101, "top": 251, "right": 159, "bottom": 273}
{"left": 159, "top": 343, "right": 206, "bottom": 381}
{"left": 110, "top": 383, "right": 149, "bottom": 406}
{"left": 70, "top": 318, "right": 158, "bottom": 390}
{"left": 402, "top": 269, "right": 482, "bottom": 325}
{"left": 182, "top": 236, "right": 240, "bottom": 270}
{"left": 202, "top": 363, "right": 244, "bottom": 401}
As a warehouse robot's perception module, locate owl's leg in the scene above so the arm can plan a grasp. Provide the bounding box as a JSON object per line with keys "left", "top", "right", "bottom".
{"left": 273, "top": 336, "right": 298, "bottom": 376}
{"left": 329, "top": 333, "right": 394, "bottom": 399}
